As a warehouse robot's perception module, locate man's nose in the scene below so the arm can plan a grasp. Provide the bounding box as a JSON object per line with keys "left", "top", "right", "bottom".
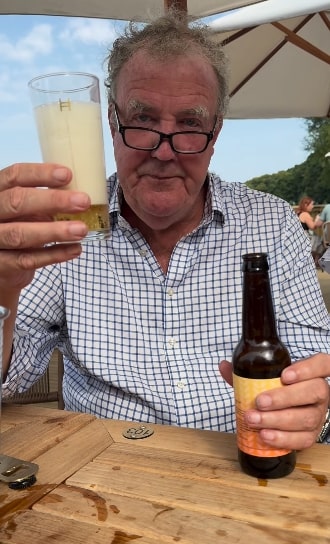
{"left": 150, "top": 138, "right": 176, "bottom": 161}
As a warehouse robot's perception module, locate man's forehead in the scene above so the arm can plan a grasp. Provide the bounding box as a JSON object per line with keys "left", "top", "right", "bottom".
{"left": 119, "top": 49, "right": 214, "bottom": 79}
{"left": 116, "top": 54, "right": 217, "bottom": 100}
{"left": 114, "top": 50, "right": 219, "bottom": 119}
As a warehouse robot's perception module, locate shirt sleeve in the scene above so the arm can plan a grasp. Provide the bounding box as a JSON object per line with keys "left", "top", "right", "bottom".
{"left": 2, "top": 263, "right": 65, "bottom": 397}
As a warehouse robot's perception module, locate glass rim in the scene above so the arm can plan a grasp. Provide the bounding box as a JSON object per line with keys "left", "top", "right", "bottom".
{"left": 28, "top": 71, "right": 99, "bottom": 94}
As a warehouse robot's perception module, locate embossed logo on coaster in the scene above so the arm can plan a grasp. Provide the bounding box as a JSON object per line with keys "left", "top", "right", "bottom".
{"left": 122, "top": 425, "right": 154, "bottom": 440}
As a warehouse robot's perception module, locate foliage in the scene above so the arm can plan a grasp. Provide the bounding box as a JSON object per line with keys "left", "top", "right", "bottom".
{"left": 245, "top": 119, "right": 330, "bottom": 204}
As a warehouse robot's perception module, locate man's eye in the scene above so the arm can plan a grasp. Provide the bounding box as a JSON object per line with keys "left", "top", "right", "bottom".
{"left": 133, "top": 113, "right": 152, "bottom": 124}
{"left": 182, "top": 119, "right": 202, "bottom": 129}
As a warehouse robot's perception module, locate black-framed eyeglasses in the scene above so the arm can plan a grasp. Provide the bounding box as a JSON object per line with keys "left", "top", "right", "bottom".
{"left": 114, "top": 104, "right": 217, "bottom": 154}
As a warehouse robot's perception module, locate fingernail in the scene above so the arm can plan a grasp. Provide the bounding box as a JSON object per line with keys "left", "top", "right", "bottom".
{"left": 68, "top": 222, "right": 88, "bottom": 237}
{"left": 282, "top": 369, "right": 296, "bottom": 383}
{"left": 246, "top": 412, "right": 261, "bottom": 424}
{"left": 53, "top": 167, "right": 69, "bottom": 181}
{"left": 70, "top": 193, "right": 90, "bottom": 209}
{"left": 261, "top": 430, "right": 276, "bottom": 442}
{"left": 256, "top": 394, "right": 272, "bottom": 409}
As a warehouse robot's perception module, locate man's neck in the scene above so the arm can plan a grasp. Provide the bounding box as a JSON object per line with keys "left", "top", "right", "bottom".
{"left": 121, "top": 189, "right": 206, "bottom": 274}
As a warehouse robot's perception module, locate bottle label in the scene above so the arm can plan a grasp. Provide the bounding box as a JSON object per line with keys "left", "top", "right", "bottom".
{"left": 233, "top": 375, "right": 291, "bottom": 457}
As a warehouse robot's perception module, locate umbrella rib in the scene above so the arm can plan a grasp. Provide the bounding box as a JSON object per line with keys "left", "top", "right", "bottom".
{"left": 272, "top": 21, "right": 330, "bottom": 65}
{"left": 320, "top": 11, "right": 330, "bottom": 31}
{"left": 229, "top": 38, "right": 287, "bottom": 97}
{"left": 221, "top": 26, "right": 257, "bottom": 46}
{"left": 229, "top": 13, "right": 330, "bottom": 99}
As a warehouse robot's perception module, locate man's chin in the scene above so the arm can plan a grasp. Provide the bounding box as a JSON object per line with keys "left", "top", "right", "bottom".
{"left": 144, "top": 198, "right": 182, "bottom": 216}
{"left": 141, "top": 206, "right": 182, "bottom": 227}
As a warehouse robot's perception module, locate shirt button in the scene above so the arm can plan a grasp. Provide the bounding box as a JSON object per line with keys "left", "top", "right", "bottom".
{"left": 167, "top": 288, "right": 174, "bottom": 296}
{"left": 138, "top": 249, "right": 147, "bottom": 257}
{"left": 176, "top": 381, "right": 186, "bottom": 389}
{"left": 168, "top": 338, "right": 177, "bottom": 347}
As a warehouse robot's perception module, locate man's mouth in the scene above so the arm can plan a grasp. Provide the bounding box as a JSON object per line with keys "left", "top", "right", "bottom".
{"left": 139, "top": 172, "right": 182, "bottom": 181}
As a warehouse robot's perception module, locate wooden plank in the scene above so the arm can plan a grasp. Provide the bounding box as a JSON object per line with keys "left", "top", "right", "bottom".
{"left": 64, "top": 448, "right": 330, "bottom": 539}
{"left": 0, "top": 510, "right": 160, "bottom": 543}
{"left": 94, "top": 443, "right": 330, "bottom": 500}
{"left": 33, "top": 483, "right": 330, "bottom": 544}
{"left": 102, "top": 418, "right": 330, "bottom": 473}
{"left": 1, "top": 410, "right": 96, "bottom": 460}
{"left": 102, "top": 418, "right": 238, "bottom": 457}
{"left": 0, "top": 419, "right": 112, "bottom": 525}
{"left": 30, "top": 419, "right": 113, "bottom": 484}
{"left": 2, "top": 404, "right": 64, "bottom": 421}
{"left": 1, "top": 405, "right": 62, "bottom": 433}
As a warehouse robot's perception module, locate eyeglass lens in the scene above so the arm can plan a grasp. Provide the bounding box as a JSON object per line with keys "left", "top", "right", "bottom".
{"left": 123, "top": 128, "right": 209, "bottom": 153}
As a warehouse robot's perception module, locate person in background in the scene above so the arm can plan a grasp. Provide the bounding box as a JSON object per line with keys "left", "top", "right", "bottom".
{"left": 296, "top": 196, "right": 318, "bottom": 234}
{"left": 0, "top": 12, "right": 330, "bottom": 450}
{"left": 316, "top": 203, "right": 330, "bottom": 227}
{"left": 316, "top": 203, "right": 330, "bottom": 272}
{"left": 296, "top": 196, "right": 323, "bottom": 267}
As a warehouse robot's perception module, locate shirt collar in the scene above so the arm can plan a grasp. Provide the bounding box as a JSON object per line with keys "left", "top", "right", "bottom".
{"left": 203, "top": 173, "right": 225, "bottom": 226}
{"left": 108, "top": 171, "right": 225, "bottom": 225}
{"left": 108, "top": 174, "right": 121, "bottom": 217}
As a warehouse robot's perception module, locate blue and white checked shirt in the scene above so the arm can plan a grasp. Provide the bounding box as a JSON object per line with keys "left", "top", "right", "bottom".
{"left": 4, "top": 173, "right": 330, "bottom": 432}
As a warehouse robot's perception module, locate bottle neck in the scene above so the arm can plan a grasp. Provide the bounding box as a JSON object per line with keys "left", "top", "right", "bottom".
{"left": 242, "top": 270, "right": 278, "bottom": 341}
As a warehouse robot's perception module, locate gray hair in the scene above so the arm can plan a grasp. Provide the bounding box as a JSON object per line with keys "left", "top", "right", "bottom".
{"left": 104, "top": 11, "right": 229, "bottom": 118}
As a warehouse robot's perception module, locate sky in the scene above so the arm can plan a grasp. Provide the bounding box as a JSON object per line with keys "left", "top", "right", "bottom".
{"left": 0, "top": 14, "right": 310, "bottom": 184}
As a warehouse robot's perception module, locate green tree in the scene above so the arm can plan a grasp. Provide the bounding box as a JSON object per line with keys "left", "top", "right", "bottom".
{"left": 245, "top": 119, "right": 330, "bottom": 204}
{"left": 304, "top": 119, "right": 330, "bottom": 155}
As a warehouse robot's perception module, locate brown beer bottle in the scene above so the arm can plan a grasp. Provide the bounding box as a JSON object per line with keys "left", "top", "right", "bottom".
{"left": 232, "top": 253, "right": 296, "bottom": 478}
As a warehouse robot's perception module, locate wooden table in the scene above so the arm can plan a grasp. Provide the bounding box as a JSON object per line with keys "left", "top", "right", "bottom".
{"left": 1, "top": 405, "right": 330, "bottom": 543}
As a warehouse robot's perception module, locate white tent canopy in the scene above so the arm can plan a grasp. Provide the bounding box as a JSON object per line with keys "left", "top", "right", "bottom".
{"left": 211, "top": 0, "right": 330, "bottom": 30}
{"left": 210, "top": 0, "right": 330, "bottom": 118}
{"left": 0, "top": 0, "right": 264, "bottom": 21}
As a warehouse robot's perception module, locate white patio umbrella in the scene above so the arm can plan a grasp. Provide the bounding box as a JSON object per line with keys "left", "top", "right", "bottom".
{"left": 0, "top": 0, "right": 264, "bottom": 21}
{"left": 210, "top": 0, "right": 330, "bottom": 118}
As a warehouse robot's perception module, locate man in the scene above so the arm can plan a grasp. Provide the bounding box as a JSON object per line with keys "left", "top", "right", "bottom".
{"left": 317, "top": 203, "right": 330, "bottom": 273}
{"left": 1, "top": 13, "right": 330, "bottom": 450}
{"left": 318, "top": 203, "right": 330, "bottom": 225}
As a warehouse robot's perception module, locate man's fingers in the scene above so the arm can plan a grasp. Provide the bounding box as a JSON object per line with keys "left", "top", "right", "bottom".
{"left": 0, "top": 187, "right": 90, "bottom": 221}
{"left": 0, "top": 163, "right": 90, "bottom": 291}
{"left": 246, "top": 404, "right": 324, "bottom": 433}
{"left": 282, "top": 353, "right": 330, "bottom": 384}
{"left": 219, "top": 360, "right": 233, "bottom": 386}
{"left": 255, "top": 379, "right": 329, "bottom": 412}
{"left": 0, "top": 163, "right": 71, "bottom": 189}
{"left": 0, "top": 221, "right": 88, "bottom": 250}
{"left": 259, "top": 428, "right": 316, "bottom": 451}
{"left": 0, "top": 243, "right": 83, "bottom": 291}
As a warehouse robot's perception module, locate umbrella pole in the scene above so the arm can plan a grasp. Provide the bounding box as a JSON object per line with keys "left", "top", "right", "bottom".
{"left": 164, "top": 0, "right": 188, "bottom": 12}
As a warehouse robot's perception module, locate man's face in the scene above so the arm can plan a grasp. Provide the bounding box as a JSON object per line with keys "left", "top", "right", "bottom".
{"left": 110, "top": 50, "right": 222, "bottom": 231}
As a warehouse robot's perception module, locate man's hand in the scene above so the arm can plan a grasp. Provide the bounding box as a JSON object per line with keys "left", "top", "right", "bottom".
{"left": 219, "top": 353, "right": 330, "bottom": 450}
{"left": 0, "top": 163, "right": 90, "bottom": 290}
